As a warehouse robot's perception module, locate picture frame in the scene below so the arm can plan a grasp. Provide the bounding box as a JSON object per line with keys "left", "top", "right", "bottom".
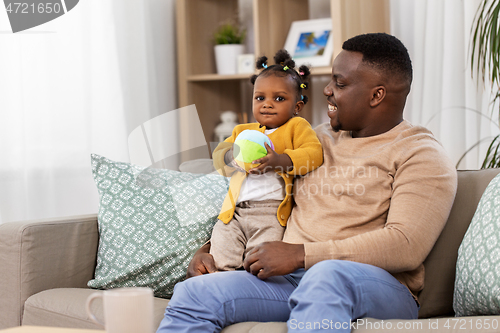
{"left": 284, "top": 18, "right": 334, "bottom": 68}
{"left": 237, "top": 54, "right": 255, "bottom": 74}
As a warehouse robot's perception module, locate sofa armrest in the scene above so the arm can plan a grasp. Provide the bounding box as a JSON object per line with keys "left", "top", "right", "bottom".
{"left": 0, "top": 214, "right": 98, "bottom": 329}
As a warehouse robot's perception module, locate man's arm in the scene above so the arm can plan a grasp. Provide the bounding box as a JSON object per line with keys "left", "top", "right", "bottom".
{"left": 243, "top": 139, "right": 457, "bottom": 280}
{"left": 303, "top": 140, "right": 458, "bottom": 272}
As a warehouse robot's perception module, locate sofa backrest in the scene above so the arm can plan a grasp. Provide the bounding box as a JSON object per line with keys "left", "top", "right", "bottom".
{"left": 418, "top": 168, "right": 500, "bottom": 318}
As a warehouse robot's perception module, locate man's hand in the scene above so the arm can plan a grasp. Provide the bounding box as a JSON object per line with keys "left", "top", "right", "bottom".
{"left": 186, "top": 242, "right": 217, "bottom": 278}
{"left": 249, "top": 143, "right": 293, "bottom": 174}
{"left": 243, "top": 241, "right": 305, "bottom": 279}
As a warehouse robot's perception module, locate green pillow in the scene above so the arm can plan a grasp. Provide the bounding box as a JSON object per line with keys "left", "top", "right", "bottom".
{"left": 87, "top": 154, "right": 228, "bottom": 298}
{"left": 453, "top": 173, "right": 500, "bottom": 316}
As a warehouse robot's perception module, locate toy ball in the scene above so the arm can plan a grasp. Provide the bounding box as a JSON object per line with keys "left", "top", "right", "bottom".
{"left": 233, "top": 130, "right": 274, "bottom": 171}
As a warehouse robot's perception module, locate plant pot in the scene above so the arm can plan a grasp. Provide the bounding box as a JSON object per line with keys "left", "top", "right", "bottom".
{"left": 214, "top": 44, "right": 245, "bottom": 75}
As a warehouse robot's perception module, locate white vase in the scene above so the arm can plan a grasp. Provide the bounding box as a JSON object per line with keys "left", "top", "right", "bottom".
{"left": 214, "top": 44, "right": 245, "bottom": 75}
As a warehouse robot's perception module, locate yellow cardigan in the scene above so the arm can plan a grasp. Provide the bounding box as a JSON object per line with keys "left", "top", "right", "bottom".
{"left": 213, "top": 117, "right": 323, "bottom": 226}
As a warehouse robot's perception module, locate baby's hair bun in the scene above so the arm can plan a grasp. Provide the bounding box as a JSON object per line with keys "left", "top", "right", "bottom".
{"left": 250, "top": 74, "right": 258, "bottom": 84}
{"left": 256, "top": 55, "right": 268, "bottom": 69}
{"left": 298, "top": 65, "right": 311, "bottom": 80}
{"left": 274, "top": 49, "right": 295, "bottom": 70}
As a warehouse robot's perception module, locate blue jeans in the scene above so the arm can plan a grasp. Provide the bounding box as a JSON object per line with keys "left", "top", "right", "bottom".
{"left": 156, "top": 260, "right": 418, "bottom": 333}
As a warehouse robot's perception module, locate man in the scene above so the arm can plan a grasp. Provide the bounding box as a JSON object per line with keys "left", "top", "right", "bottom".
{"left": 157, "top": 33, "right": 457, "bottom": 333}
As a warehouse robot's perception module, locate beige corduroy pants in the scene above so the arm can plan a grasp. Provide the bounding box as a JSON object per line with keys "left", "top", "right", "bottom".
{"left": 210, "top": 200, "right": 285, "bottom": 271}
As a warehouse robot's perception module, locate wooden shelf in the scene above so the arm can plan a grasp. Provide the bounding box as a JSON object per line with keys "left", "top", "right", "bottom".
{"left": 310, "top": 66, "right": 334, "bottom": 76}
{"left": 187, "top": 67, "right": 333, "bottom": 82}
{"left": 176, "top": 0, "right": 389, "bottom": 159}
{"left": 187, "top": 73, "right": 257, "bottom": 82}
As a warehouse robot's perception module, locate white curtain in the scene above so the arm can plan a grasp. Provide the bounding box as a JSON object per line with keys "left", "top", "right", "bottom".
{"left": 0, "top": 0, "right": 177, "bottom": 224}
{"left": 391, "top": 0, "right": 500, "bottom": 169}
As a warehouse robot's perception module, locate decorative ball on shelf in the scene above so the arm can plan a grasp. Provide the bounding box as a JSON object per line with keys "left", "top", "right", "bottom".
{"left": 233, "top": 130, "right": 274, "bottom": 171}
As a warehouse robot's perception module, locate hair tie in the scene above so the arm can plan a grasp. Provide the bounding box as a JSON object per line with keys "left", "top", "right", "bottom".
{"left": 262, "top": 63, "right": 268, "bottom": 69}
{"left": 299, "top": 71, "right": 305, "bottom": 75}
{"left": 300, "top": 83, "right": 306, "bottom": 89}
{"left": 283, "top": 66, "right": 289, "bottom": 71}
{"left": 301, "top": 95, "right": 304, "bottom": 101}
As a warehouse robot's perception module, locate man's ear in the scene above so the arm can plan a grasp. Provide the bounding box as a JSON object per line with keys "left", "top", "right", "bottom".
{"left": 370, "top": 86, "right": 386, "bottom": 107}
{"left": 294, "top": 100, "right": 305, "bottom": 114}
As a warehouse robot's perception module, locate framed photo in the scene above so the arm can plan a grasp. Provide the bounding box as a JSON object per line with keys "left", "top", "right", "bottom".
{"left": 284, "top": 18, "right": 334, "bottom": 68}
{"left": 237, "top": 54, "right": 255, "bottom": 74}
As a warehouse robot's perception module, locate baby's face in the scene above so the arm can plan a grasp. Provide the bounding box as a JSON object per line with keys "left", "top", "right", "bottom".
{"left": 252, "top": 74, "right": 301, "bottom": 129}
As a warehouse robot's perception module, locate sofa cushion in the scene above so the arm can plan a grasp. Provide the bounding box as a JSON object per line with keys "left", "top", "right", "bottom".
{"left": 23, "top": 289, "right": 285, "bottom": 333}
{"left": 22, "top": 288, "right": 500, "bottom": 333}
{"left": 454, "top": 172, "right": 500, "bottom": 316}
{"left": 0, "top": 215, "right": 98, "bottom": 329}
{"left": 418, "top": 168, "right": 500, "bottom": 318}
{"left": 87, "top": 154, "right": 228, "bottom": 298}
{"left": 22, "top": 288, "right": 169, "bottom": 329}
{"left": 221, "top": 322, "right": 287, "bottom": 333}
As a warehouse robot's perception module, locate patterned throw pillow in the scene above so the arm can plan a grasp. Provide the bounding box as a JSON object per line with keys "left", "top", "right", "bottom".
{"left": 87, "top": 154, "right": 228, "bottom": 298}
{"left": 453, "top": 173, "right": 500, "bottom": 316}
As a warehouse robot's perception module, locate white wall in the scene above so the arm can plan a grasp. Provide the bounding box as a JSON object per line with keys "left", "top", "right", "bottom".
{"left": 0, "top": 0, "right": 178, "bottom": 224}
{"left": 391, "top": 0, "right": 499, "bottom": 169}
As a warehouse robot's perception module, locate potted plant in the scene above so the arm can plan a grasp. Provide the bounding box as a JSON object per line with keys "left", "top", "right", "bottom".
{"left": 470, "top": 0, "right": 500, "bottom": 168}
{"left": 213, "top": 21, "right": 246, "bottom": 75}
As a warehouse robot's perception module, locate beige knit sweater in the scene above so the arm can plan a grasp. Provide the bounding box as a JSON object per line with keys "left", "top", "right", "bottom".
{"left": 283, "top": 120, "right": 457, "bottom": 296}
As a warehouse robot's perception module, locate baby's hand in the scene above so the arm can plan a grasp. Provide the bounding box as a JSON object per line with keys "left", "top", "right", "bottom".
{"left": 249, "top": 143, "right": 292, "bottom": 174}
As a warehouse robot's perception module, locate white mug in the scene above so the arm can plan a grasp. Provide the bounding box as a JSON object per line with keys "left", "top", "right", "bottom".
{"left": 86, "top": 287, "right": 154, "bottom": 333}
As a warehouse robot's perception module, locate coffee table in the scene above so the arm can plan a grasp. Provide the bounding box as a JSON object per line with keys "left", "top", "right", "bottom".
{"left": 0, "top": 326, "right": 105, "bottom": 333}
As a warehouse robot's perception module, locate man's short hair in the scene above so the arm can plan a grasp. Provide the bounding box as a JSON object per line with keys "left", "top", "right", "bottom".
{"left": 342, "top": 33, "right": 412, "bottom": 86}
